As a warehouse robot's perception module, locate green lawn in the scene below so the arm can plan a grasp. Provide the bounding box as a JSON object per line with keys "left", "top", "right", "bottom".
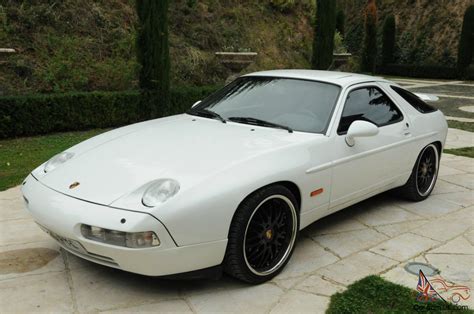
{"left": 448, "top": 120, "right": 474, "bottom": 132}
{"left": 327, "top": 276, "right": 472, "bottom": 314}
{"left": 445, "top": 147, "right": 474, "bottom": 158}
{"left": 0, "top": 129, "right": 106, "bottom": 191}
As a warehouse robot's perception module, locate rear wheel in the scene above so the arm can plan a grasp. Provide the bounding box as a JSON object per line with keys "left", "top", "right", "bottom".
{"left": 399, "top": 143, "right": 439, "bottom": 201}
{"left": 224, "top": 185, "right": 299, "bottom": 284}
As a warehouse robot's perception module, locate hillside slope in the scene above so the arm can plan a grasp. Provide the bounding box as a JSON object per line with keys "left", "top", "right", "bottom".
{"left": 0, "top": 0, "right": 314, "bottom": 95}
{"left": 0, "top": 0, "right": 469, "bottom": 95}
{"left": 341, "top": 0, "right": 472, "bottom": 66}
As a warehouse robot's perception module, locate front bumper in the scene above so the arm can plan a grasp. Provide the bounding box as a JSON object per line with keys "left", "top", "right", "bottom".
{"left": 21, "top": 175, "right": 227, "bottom": 276}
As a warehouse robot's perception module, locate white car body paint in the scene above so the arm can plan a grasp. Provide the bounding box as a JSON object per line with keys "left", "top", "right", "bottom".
{"left": 22, "top": 70, "right": 448, "bottom": 276}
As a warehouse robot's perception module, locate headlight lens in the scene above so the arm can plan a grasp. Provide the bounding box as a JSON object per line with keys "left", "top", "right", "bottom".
{"left": 44, "top": 152, "right": 74, "bottom": 173}
{"left": 142, "top": 179, "right": 180, "bottom": 207}
{"left": 81, "top": 224, "right": 160, "bottom": 248}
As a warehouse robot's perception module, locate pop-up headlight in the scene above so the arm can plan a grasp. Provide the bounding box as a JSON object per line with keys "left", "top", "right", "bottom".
{"left": 44, "top": 152, "right": 74, "bottom": 173}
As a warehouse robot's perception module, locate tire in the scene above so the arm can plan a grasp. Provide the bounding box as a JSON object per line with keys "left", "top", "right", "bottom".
{"left": 398, "top": 143, "right": 440, "bottom": 201}
{"left": 224, "top": 185, "right": 299, "bottom": 284}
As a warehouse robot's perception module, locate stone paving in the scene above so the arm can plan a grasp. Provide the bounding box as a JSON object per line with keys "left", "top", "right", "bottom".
{"left": 1, "top": 129, "right": 472, "bottom": 313}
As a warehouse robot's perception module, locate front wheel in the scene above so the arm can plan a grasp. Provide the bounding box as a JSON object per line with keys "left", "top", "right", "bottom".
{"left": 224, "top": 185, "right": 299, "bottom": 284}
{"left": 398, "top": 143, "right": 440, "bottom": 201}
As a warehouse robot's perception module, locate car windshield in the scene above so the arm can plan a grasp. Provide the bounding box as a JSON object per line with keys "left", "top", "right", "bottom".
{"left": 190, "top": 76, "right": 341, "bottom": 134}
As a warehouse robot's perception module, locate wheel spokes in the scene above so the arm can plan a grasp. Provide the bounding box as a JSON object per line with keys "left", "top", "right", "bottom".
{"left": 244, "top": 196, "right": 295, "bottom": 274}
{"left": 416, "top": 147, "right": 437, "bottom": 195}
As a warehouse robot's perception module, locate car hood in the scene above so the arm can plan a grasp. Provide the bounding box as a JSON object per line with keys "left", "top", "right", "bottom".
{"left": 37, "top": 114, "right": 314, "bottom": 206}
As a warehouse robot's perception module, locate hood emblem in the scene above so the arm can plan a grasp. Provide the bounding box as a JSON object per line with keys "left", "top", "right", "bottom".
{"left": 69, "top": 182, "right": 80, "bottom": 189}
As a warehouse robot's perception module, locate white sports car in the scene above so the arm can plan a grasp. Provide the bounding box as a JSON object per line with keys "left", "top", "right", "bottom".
{"left": 22, "top": 70, "right": 447, "bottom": 283}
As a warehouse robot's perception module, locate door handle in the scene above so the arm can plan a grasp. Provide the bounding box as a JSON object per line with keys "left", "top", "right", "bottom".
{"left": 403, "top": 122, "right": 411, "bottom": 136}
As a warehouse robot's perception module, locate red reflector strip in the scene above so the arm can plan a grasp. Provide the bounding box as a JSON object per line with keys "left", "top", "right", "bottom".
{"left": 310, "top": 188, "right": 324, "bottom": 197}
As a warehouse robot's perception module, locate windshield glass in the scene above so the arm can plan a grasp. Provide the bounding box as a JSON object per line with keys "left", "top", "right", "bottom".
{"left": 191, "top": 76, "right": 341, "bottom": 133}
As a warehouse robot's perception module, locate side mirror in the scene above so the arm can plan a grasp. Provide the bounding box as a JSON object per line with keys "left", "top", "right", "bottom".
{"left": 191, "top": 100, "right": 201, "bottom": 108}
{"left": 345, "top": 120, "right": 379, "bottom": 147}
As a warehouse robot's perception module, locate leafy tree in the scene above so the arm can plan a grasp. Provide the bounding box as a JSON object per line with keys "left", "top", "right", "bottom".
{"left": 382, "top": 14, "right": 396, "bottom": 65}
{"left": 457, "top": 5, "right": 474, "bottom": 71}
{"left": 136, "top": 0, "right": 170, "bottom": 117}
{"left": 361, "top": 0, "right": 377, "bottom": 74}
{"left": 336, "top": 9, "right": 345, "bottom": 36}
{"left": 312, "top": 0, "right": 337, "bottom": 70}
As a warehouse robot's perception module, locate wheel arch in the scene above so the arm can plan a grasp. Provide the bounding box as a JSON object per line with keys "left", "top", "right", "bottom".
{"left": 432, "top": 141, "right": 442, "bottom": 155}
{"left": 227, "top": 180, "right": 302, "bottom": 236}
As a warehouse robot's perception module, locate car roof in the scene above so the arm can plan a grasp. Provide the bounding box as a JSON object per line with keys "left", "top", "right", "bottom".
{"left": 244, "top": 69, "right": 389, "bottom": 87}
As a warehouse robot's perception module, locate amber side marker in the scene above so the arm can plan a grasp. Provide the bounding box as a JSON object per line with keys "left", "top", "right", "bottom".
{"left": 69, "top": 182, "right": 80, "bottom": 189}
{"left": 310, "top": 188, "right": 324, "bottom": 197}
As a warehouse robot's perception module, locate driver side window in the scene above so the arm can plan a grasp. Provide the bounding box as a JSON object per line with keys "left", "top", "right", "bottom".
{"left": 337, "top": 86, "right": 403, "bottom": 134}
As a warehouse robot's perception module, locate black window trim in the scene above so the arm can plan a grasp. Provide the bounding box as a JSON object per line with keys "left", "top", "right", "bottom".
{"left": 389, "top": 85, "right": 438, "bottom": 114}
{"left": 337, "top": 85, "right": 405, "bottom": 135}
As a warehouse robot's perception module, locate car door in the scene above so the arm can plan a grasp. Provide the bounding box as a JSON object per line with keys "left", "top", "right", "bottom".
{"left": 329, "top": 83, "right": 411, "bottom": 210}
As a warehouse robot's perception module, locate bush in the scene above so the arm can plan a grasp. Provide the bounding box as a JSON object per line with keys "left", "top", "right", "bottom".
{"left": 0, "top": 86, "right": 220, "bottom": 139}
{"left": 312, "top": 0, "right": 337, "bottom": 70}
{"left": 136, "top": 0, "right": 170, "bottom": 106}
{"left": 361, "top": 0, "right": 377, "bottom": 74}
{"left": 457, "top": 5, "right": 474, "bottom": 71}
{"left": 336, "top": 9, "right": 345, "bottom": 36}
{"left": 334, "top": 31, "right": 348, "bottom": 54}
{"left": 376, "top": 64, "right": 474, "bottom": 80}
{"left": 345, "top": 21, "right": 364, "bottom": 55}
{"left": 382, "top": 15, "right": 396, "bottom": 65}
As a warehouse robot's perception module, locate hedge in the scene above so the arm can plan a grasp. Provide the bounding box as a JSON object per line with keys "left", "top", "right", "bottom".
{"left": 0, "top": 86, "right": 219, "bottom": 139}
{"left": 376, "top": 64, "right": 474, "bottom": 80}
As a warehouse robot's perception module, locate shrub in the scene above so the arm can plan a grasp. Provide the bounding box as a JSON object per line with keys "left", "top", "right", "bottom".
{"left": 345, "top": 21, "right": 364, "bottom": 55}
{"left": 361, "top": 0, "right": 378, "bottom": 74}
{"left": 312, "top": 0, "right": 336, "bottom": 70}
{"left": 136, "top": 0, "right": 170, "bottom": 105}
{"left": 0, "top": 86, "right": 220, "bottom": 139}
{"left": 376, "top": 64, "right": 474, "bottom": 80}
{"left": 336, "top": 9, "right": 345, "bottom": 36}
{"left": 334, "top": 31, "right": 348, "bottom": 54}
{"left": 457, "top": 5, "right": 474, "bottom": 71}
{"left": 382, "top": 15, "right": 396, "bottom": 65}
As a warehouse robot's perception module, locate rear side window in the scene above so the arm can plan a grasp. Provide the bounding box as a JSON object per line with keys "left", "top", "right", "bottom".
{"left": 338, "top": 86, "right": 403, "bottom": 134}
{"left": 391, "top": 85, "right": 437, "bottom": 113}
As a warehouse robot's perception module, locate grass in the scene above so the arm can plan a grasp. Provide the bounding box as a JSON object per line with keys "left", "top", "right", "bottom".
{"left": 444, "top": 121, "right": 473, "bottom": 157}
{"left": 0, "top": 129, "right": 106, "bottom": 191}
{"left": 327, "top": 275, "right": 472, "bottom": 314}
{"left": 445, "top": 147, "right": 474, "bottom": 158}
{"left": 448, "top": 120, "right": 474, "bottom": 132}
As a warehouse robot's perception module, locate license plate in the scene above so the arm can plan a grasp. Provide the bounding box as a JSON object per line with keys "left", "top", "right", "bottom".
{"left": 39, "top": 225, "right": 88, "bottom": 255}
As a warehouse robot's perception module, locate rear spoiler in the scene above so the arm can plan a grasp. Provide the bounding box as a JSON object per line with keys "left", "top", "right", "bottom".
{"left": 414, "top": 93, "right": 439, "bottom": 102}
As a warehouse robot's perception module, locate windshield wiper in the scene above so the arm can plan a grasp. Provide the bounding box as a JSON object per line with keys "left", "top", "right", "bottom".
{"left": 188, "top": 108, "right": 226, "bottom": 123}
{"left": 228, "top": 117, "right": 293, "bottom": 133}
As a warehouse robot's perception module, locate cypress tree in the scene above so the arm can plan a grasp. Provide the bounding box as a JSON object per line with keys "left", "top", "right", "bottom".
{"left": 136, "top": 0, "right": 170, "bottom": 117}
{"left": 336, "top": 9, "right": 345, "bottom": 36}
{"left": 382, "top": 15, "right": 396, "bottom": 65}
{"left": 312, "top": 0, "right": 337, "bottom": 70}
{"left": 361, "top": 0, "right": 377, "bottom": 74}
{"left": 457, "top": 5, "right": 474, "bottom": 71}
